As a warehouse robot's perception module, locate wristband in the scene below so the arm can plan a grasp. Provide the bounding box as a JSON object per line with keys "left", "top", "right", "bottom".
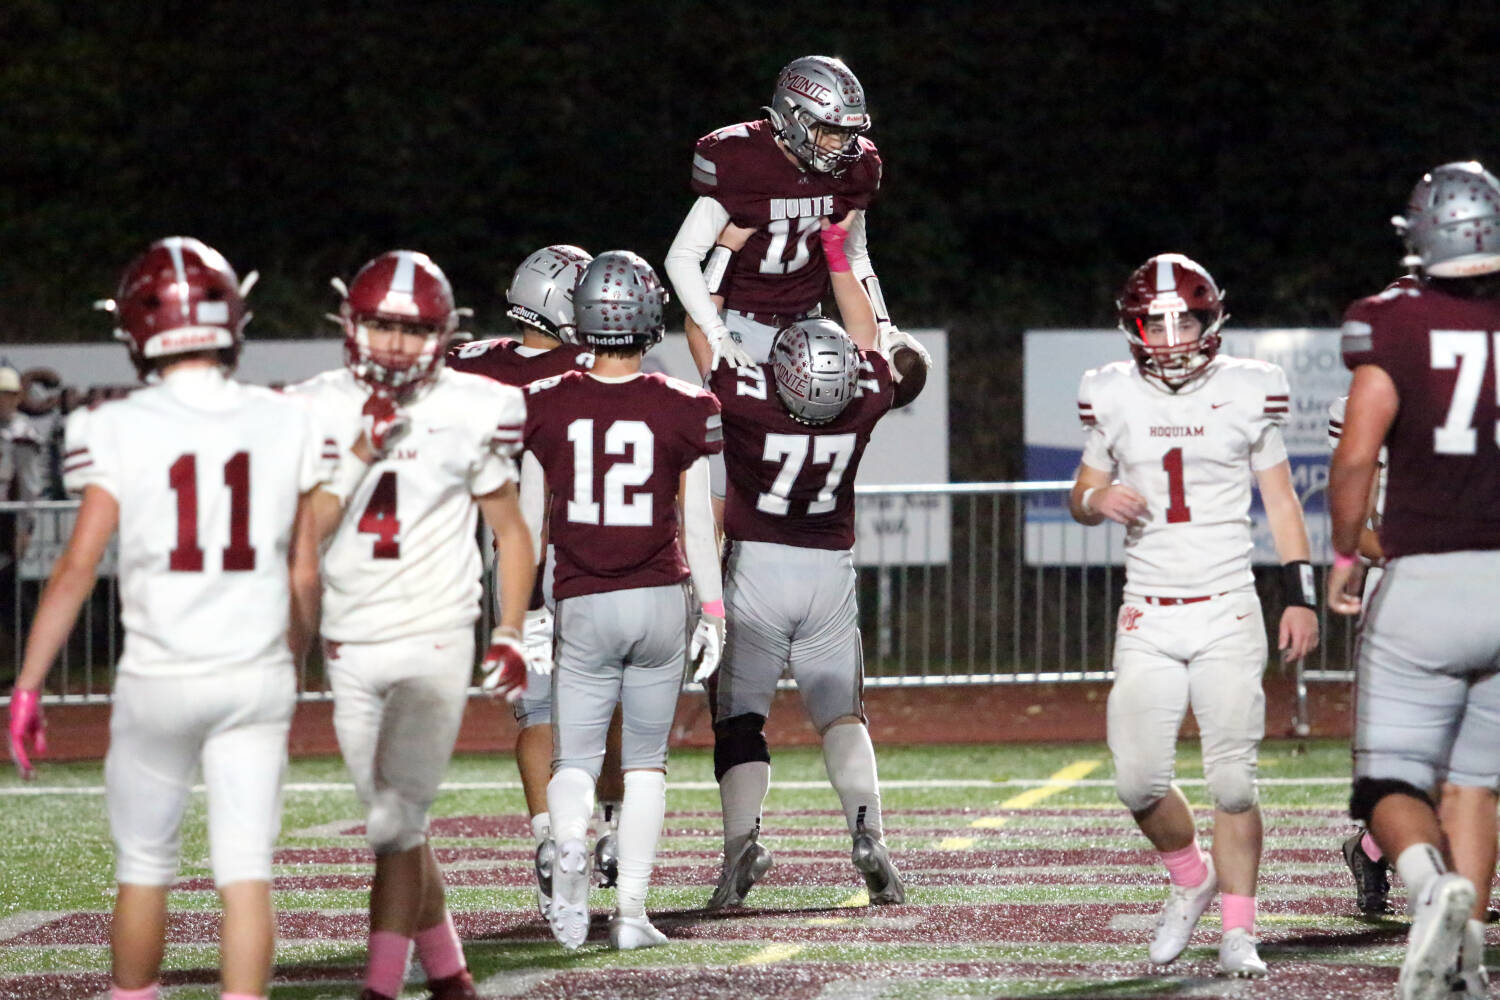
{"left": 1080, "top": 487, "right": 1100, "bottom": 514}
{"left": 704, "top": 244, "right": 736, "bottom": 296}
{"left": 1279, "top": 559, "right": 1317, "bottom": 609}
{"left": 1332, "top": 552, "right": 1359, "bottom": 569}
{"left": 701, "top": 599, "right": 725, "bottom": 618}
{"left": 820, "top": 223, "right": 852, "bottom": 272}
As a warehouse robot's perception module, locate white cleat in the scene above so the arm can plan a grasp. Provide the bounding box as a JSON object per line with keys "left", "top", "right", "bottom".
{"left": 1217, "top": 927, "right": 1268, "bottom": 978}
{"left": 851, "top": 831, "right": 906, "bottom": 905}
{"left": 706, "top": 831, "right": 774, "bottom": 910}
{"left": 1399, "top": 872, "right": 1475, "bottom": 1000}
{"left": 1149, "top": 858, "right": 1217, "bottom": 965}
{"left": 1453, "top": 918, "right": 1490, "bottom": 999}
{"left": 534, "top": 839, "right": 554, "bottom": 919}
{"left": 548, "top": 838, "right": 591, "bottom": 950}
{"left": 609, "top": 914, "right": 668, "bottom": 950}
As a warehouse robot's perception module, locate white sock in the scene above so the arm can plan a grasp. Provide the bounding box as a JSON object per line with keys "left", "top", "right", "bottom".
{"left": 530, "top": 811, "right": 551, "bottom": 844}
{"left": 615, "top": 770, "right": 667, "bottom": 919}
{"left": 821, "top": 722, "right": 883, "bottom": 839}
{"left": 1395, "top": 842, "right": 1446, "bottom": 900}
{"left": 719, "top": 761, "right": 770, "bottom": 863}
{"left": 547, "top": 767, "right": 596, "bottom": 844}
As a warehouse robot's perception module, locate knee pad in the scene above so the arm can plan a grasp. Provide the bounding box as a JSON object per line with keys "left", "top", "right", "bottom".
{"left": 714, "top": 713, "right": 770, "bottom": 782}
{"left": 366, "top": 789, "right": 429, "bottom": 857}
{"left": 1205, "top": 758, "right": 1259, "bottom": 814}
{"left": 1350, "top": 777, "right": 1434, "bottom": 823}
{"left": 115, "top": 842, "right": 181, "bottom": 887}
{"left": 1114, "top": 763, "right": 1172, "bottom": 815}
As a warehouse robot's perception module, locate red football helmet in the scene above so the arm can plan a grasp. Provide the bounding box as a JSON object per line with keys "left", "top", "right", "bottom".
{"left": 107, "top": 237, "right": 252, "bottom": 378}
{"left": 1117, "top": 253, "right": 1227, "bottom": 389}
{"left": 337, "top": 250, "right": 460, "bottom": 392}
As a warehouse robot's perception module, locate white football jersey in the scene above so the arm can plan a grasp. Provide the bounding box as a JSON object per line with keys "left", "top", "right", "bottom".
{"left": 1327, "top": 395, "right": 1388, "bottom": 514}
{"left": 1078, "top": 355, "right": 1290, "bottom": 596}
{"left": 63, "top": 367, "right": 333, "bottom": 676}
{"left": 284, "top": 367, "right": 525, "bottom": 643}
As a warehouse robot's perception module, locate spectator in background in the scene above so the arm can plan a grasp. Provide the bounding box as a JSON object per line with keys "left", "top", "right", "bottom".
{"left": 0, "top": 362, "right": 43, "bottom": 641}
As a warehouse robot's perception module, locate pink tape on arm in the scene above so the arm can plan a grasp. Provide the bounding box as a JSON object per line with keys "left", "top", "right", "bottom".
{"left": 702, "top": 599, "right": 725, "bottom": 618}
{"left": 820, "top": 223, "right": 851, "bottom": 272}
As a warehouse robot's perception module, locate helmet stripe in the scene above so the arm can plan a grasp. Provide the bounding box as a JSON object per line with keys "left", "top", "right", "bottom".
{"left": 390, "top": 252, "right": 417, "bottom": 295}
{"left": 1155, "top": 257, "right": 1175, "bottom": 294}
{"left": 166, "top": 238, "right": 190, "bottom": 324}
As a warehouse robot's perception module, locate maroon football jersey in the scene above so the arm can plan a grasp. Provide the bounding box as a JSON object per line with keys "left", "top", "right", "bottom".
{"left": 524, "top": 371, "right": 723, "bottom": 599}
{"left": 446, "top": 337, "right": 593, "bottom": 386}
{"left": 691, "top": 119, "right": 882, "bottom": 317}
{"left": 1342, "top": 281, "right": 1500, "bottom": 556}
{"left": 712, "top": 351, "right": 895, "bottom": 550}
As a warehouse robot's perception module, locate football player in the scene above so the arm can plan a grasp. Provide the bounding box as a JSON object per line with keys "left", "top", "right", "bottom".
{"left": 6, "top": 237, "right": 330, "bottom": 1000}
{"left": 446, "top": 246, "right": 627, "bottom": 913}
{"left": 521, "top": 251, "right": 724, "bottom": 950}
{"left": 664, "top": 54, "right": 889, "bottom": 374}
{"left": 285, "top": 250, "right": 535, "bottom": 1000}
{"left": 1328, "top": 161, "right": 1500, "bottom": 1000}
{"left": 1069, "top": 254, "right": 1319, "bottom": 978}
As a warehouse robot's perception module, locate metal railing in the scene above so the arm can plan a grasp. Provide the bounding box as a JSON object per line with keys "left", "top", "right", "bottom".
{"left": 1, "top": 487, "right": 1358, "bottom": 707}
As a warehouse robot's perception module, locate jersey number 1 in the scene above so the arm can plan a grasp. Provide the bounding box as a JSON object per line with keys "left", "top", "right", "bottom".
{"left": 1161, "top": 447, "right": 1192, "bottom": 524}
{"left": 168, "top": 452, "right": 255, "bottom": 572}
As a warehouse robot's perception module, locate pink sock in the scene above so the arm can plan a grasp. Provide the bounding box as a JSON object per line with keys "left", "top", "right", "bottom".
{"left": 1160, "top": 842, "right": 1210, "bottom": 888}
{"left": 415, "top": 912, "right": 466, "bottom": 981}
{"left": 1221, "top": 892, "right": 1255, "bottom": 934}
{"left": 1361, "top": 830, "right": 1383, "bottom": 862}
{"left": 365, "top": 930, "right": 412, "bottom": 997}
{"left": 111, "top": 986, "right": 159, "bottom": 1000}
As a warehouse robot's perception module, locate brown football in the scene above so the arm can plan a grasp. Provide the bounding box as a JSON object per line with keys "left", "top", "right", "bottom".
{"left": 892, "top": 347, "right": 927, "bottom": 408}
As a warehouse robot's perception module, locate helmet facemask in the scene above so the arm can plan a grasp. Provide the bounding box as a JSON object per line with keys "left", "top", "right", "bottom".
{"left": 1124, "top": 308, "right": 1224, "bottom": 390}
{"left": 767, "top": 55, "right": 870, "bottom": 175}
{"left": 346, "top": 316, "right": 450, "bottom": 394}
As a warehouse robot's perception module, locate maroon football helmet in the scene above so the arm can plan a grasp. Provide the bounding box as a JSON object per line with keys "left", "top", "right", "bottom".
{"left": 337, "top": 250, "right": 460, "bottom": 392}
{"left": 107, "top": 237, "right": 251, "bottom": 378}
{"left": 1116, "top": 253, "right": 1227, "bottom": 389}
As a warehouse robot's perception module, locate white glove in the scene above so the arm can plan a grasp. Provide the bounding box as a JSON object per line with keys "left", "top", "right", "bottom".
{"left": 704, "top": 320, "right": 754, "bottom": 371}
{"left": 877, "top": 324, "right": 931, "bottom": 381}
{"left": 523, "top": 608, "right": 554, "bottom": 677}
{"left": 688, "top": 610, "right": 726, "bottom": 683}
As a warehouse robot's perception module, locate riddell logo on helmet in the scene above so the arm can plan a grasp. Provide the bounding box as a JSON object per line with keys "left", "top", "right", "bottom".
{"left": 151, "top": 328, "right": 228, "bottom": 354}
{"left": 781, "top": 72, "right": 832, "bottom": 105}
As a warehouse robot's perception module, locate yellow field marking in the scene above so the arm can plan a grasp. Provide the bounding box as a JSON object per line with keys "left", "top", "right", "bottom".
{"left": 938, "top": 836, "right": 976, "bottom": 850}
{"left": 804, "top": 916, "right": 853, "bottom": 926}
{"left": 839, "top": 890, "right": 870, "bottom": 907}
{"left": 970, "top": 759, "right": 1103, "bottom": 829}
{"left": 737, "top": 942, "right": 805, "bottom": 964}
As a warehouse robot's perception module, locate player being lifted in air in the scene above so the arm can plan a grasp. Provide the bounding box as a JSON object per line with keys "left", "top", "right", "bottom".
{"left": 703, "top": 216, "right": 929, "bottom": 910}
{"left": 1069, "top": 254, "right": 1319, "bottom": 978}
{"left": 447, "top": 245, "right": 628, "bottom": 916}
{"left": 1328, "top": 162, "right": 1500, "bottom": 1000}
{"left": 7, "top": 238, "right": 331, "bottom": 1000}
{"left": 285, "top": 250, "right": 536, "bottom": 1000}
{"left": 521, "top": 251, "right": 725, "bottom": 951}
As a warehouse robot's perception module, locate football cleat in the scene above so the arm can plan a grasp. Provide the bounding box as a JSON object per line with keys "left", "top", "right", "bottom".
{"left": 1149, "top": 858, "right": 1217, "bottom": 965}
{"left": 426, "top": 968, "right": 479, "bottom": 1000}
{"left": 706, "top": 830, "right": 774, "bottom": 910}
{"left": 1341, "top": 830, "right": 1391, "bottom": 915}
{"left": 1217, "top": 927, "right": 1268, "bottom": 978}
{"left": 548, "top": 838, "right": 591, "bottom": 950}
{"left": 851, "top": 831, "right": 906, "bottom": 905}
{"left": 1399, "top": 873, "right": 1475, "bottom": 1000}
{"left": 534, "top": 839, "right": 555, "bottom": 918}
{"left": 594, "top": 831, "right": 619, "bottom": 888}
{"left": 609, "top": 913, "right": 669, "bottom": 950}
{"left": 1453, "top": 918, "right": 1491, "bottom": 999}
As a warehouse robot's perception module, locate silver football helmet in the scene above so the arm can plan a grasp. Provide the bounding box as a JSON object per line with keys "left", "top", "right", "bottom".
{"left": 1393, "top": 161, "right": 1500, "bottom": 277}
{"left": 766, "top": 55, "right": 870, "bottom": 174}
{"left": 506, "top": 244, "right": 593, "bottom": 342}
{"left": 573, "top": 250, "right": 667, "bottom": 352}
{"left": 771, "top": 319, "right": 860, "bottom": 425}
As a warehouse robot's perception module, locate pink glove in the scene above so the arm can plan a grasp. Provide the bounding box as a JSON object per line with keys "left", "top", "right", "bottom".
{"left": 8, "top": 689, "right": 45, "bottom": 780}
{"left": 820, "top": 218, "right": 852, "bottom": 272}
{"left": 479, "top": 627, "right": 529, "bottom": 703}
{"left": 361, "top": 392, "right": 411, "bottom": 458}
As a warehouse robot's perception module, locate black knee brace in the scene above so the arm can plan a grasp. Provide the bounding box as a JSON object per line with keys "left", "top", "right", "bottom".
{"left": 1349, "top": 777, "right": 1434, "bottom": 823}
{"left": 713, "top": 713, "right": 770, "bottom": 782}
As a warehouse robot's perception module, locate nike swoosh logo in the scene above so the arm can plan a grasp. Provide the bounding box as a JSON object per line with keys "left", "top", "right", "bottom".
{"left": 1212, "top": 402, "right": 1230, "bottom": 409}
{"left": 1236, "top": 613, "right": 1252, "bottom": 620}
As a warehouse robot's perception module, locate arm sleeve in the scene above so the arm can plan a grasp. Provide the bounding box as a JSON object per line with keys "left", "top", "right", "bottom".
{"left": 1250, "top": 366, "right": 1292, "bottom": 471}
{"left": 518, "top": 449, "right": 545, "bottom": 563}
{"left": 846, "top": 210, "right": 875, "bottom": 282}
{"left": 664, "top": 196, "right": 733, "bottom": 332}
{"left": 61, "top": 407, "right": 117, "bottom": 498}
{"left": 469, "top": 386, "right": 526, "bottom": 496}
{"left": 680, "top": 454, "right": 721, "bottom": 605}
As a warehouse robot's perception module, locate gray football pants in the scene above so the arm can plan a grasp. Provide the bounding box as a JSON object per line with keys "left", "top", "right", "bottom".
{"left": 1353, "top": 550, "right": 1500, "bottom": 791}
{"left": 551, "top": 584, "right": 693, "bottom": 778}
{"left": 713, "top": 540, "right": 865, "bottom": 732}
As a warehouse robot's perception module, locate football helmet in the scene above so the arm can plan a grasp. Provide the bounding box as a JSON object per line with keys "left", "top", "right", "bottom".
{"left": 766, "top": 55, "right": 870, "bottom": 174}
{"left": 572, "top": 251, "right": 667, "bottom": 352}
{"left": 771, "top": 319, "right": 861, "bottom": 424}
{"left": 1392, "top": 161, "right": 1500, "bottom": 278}
{"left": 104, "top": 237, "right": 253, "bottom": 378}
{"left": 1117, "top": 253, "right": 1226, "bottom": 389}
{"left": 506, "top": 245, "right": 594, "bottom": 342}
{"left": 337, "top": 250, "right": 460, "bottom": 392}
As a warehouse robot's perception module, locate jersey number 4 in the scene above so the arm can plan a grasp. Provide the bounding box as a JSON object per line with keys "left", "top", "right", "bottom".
{"left": 167, "top": 452, "right": 255, "bottom": 572}
{"left": 358, "top": 471, "right": 401, "bottom": 559}
{"left": 758, "top": 432, "right": 856, "bottom": 515}
{"left": 1431, "top": 330, "right": 1500, "bottom": 454}
{"left": 566, "top": 419, "right": 654, "bottom": 526}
